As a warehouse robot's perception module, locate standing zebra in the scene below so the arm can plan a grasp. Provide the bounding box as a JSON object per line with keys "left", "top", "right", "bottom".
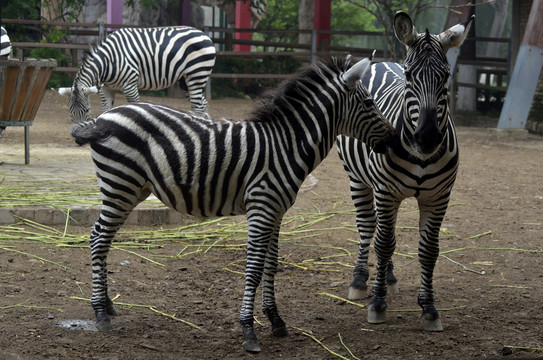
{"left": 337, "top": 12, "right": 474, "bottom": 331}
{"left": 71, "top": 55, "right": 395, "bottom": 353}
{"left": 61, "top": 26, "right": 215, "bottom": 122}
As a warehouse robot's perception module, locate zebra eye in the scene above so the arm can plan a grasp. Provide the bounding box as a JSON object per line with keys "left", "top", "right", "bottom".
{"left": 404, "top": 70, "right": 412, "bottom": 81}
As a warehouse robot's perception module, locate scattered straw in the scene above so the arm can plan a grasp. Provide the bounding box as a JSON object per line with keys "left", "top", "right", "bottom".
{"left": 0, "top": 299, "right": 63, "bottom": 312}
{"left": 318, "top": 292, "right": 366, "bottom": 309}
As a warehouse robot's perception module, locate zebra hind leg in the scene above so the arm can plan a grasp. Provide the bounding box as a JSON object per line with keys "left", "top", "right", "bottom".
{"left": 90, "top": 219, "right": 119, "bottom": 331}
{"left": 90, "top": 192, "right": 147, "bottom": 331}
{"left": 386, "top": 259, "right": 399, "bottom": 294}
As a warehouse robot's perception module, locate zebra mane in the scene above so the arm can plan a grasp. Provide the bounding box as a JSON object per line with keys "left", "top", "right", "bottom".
{"left": 249, "top": 56, "right": 355, "bottom": 122}
{"left": 74, "top": 40, "right": 102, "bottom": 87}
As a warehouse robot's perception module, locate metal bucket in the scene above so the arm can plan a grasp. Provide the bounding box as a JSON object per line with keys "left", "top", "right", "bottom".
{"left": 0, "top": 58, "right": 56, "bottom": 164}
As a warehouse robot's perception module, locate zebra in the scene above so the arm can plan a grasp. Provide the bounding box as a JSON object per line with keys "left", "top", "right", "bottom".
{"left": 337, "top": 11, "right": 474, "bottom": 332}
{"left": 60, "top": 26, "right": 215, "bottom": 122}
{"left": 0, "top": 26, "right": 11, "bottom": 137}
{"left": 71, "top": 55, "right": 396, "bottom": 353}
{"left": 1, "top": 26, "right": 11, "bottom": 58}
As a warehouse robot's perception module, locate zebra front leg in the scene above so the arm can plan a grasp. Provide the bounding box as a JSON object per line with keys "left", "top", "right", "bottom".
{"left": 348, "top": 182, "right": 375, "bottom": 300}
{"left": 367, "top": 199, "right": 399, "bottom": 324}
{"left": 239, "top": 213, "right": 280, "bottom": 353}
{"left": 261, "top": 222, "right": 288, "bottom": 338}
{"left": 417, "top": 203, "right": 448, "bottom": 331}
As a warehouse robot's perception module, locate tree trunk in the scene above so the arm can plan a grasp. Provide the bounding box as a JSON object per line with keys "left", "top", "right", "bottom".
{"left": 298, "top": 0, "right": 313, "bottom": 46}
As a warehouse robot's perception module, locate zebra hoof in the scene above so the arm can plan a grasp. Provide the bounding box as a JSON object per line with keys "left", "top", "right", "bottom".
{"left": 348, "top": 286, "right": 369, "bottom": 300}
{"left": 242, "top": 339, "right": 261, "bottom": 353}
{"left": 387, "top": 281, "right": 399, "bottom": 294}
{"left": 272, "top": 325, "right": 289, "bottom": 338}
{"left": 421, "top": 314, "right": 443, "bottom": 332}
{"left": 367, "top": 303, "right": 387, "bottom": 324}
{"left": 95, "top": 319, "right": 113, "bottom": 332}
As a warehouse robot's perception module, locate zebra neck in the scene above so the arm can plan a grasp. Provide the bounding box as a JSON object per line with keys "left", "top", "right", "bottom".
{"left": 78, "top": 53, "right": 103, "bottom": 87}
{"left": 254, "top": 110, "right": 336, "bottom": 179}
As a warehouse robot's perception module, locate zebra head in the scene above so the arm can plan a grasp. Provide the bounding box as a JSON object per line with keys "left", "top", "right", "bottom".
{"left": 66, "top": 81, "right": 98, "bottom": 123}
{"left": 341, "top": 56, "right": 395, "bottom": 152}
{"left": 394, "top": 11, "right": 474, "bottom": 155}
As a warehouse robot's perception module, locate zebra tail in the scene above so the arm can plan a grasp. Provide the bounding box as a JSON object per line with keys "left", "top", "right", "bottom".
{"left": 70, "top": 118, "right": 100, "bottom": 146}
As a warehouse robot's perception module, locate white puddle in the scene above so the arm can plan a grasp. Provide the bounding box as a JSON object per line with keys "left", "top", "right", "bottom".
{"left": 55, "top": 319, "right": 98, "bottom": 332}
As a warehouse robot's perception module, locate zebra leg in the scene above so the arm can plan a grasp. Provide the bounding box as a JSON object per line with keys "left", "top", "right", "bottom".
{"left": 417, "top": 202, "right": 448, "bottom": 331}
{"left": 185, "top": 79, "right": 208, "bottom": 115}
{"left": 122, "top": 81, "right": 140, "bottom": 104}
{"left": 90, "top": 218, "right": 121, "bottom": 331}
{"left": 239, "top": 212, "right": 282, "bottom": 353}
{"left": 261, "top": 222, "right": 288, "bottom": 338}
{"left": 348, "top": 180, "right": 375, "bottom": 300}
{"left": 90, "top": 186, "right": 149, "bottom": 331}
{"left": 99, "top": 86, "right": 116, "bottom": 112}
{"left": 367, "top": 198, "right": 399, "bottom": 324}
{"left": 387, "top": 258, "right": 399, "bottom": 294}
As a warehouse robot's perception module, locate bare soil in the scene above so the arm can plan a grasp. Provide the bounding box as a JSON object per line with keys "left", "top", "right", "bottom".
{"left": 0, "top": 91, "right": 542, "bottom": 359}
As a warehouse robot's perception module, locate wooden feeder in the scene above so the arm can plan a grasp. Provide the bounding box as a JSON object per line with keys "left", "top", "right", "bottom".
{"left": 0, "top": 58, "right": 56, "bottom": 164}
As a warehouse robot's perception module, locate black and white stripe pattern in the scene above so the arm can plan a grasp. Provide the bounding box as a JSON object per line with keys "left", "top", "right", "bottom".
{"left": 71, "top": 56, "right": 395, "bottom": 353}
{"left": 69, "top": 26, "right": 215, "bottom": 122}
{"left": 1, "top": 27, "right": 11, "bottom": 58}
{"left": 337, "top": 12, "right": 474, "bottom": 331}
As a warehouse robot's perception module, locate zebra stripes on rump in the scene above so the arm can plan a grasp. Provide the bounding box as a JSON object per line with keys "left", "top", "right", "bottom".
{"left": 67, "top": 26, "right": 215, "bottom": 123}
{"left": 72, "top": 55, "right": 395, "bottom": 353}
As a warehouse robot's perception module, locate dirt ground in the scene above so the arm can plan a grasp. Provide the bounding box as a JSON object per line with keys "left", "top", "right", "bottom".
{"left": 0, "top": 91, "right": 542, "bottom": 359}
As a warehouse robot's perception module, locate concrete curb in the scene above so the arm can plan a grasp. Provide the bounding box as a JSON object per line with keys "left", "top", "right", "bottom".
{"left": 0, "top": 205, "right": 190, "bottom": 226}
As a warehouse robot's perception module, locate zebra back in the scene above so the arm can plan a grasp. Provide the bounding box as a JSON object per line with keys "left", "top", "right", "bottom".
{"left": 68, "top": 26, "right": 216, "bottom": 122}
{"left": 72, "top": 56, "right": 393, "bottom": 217}
{"left": 77, "top": 26, "right": 215, "bottom": 91}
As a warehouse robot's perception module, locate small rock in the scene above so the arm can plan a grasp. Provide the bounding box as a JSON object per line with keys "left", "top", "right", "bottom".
{"left": 120, "top": 260, "right": 131, "bottom": 266}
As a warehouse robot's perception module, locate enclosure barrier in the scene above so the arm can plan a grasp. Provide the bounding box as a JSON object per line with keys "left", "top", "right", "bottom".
{"left": 0, "top": 58, "right": 57, "bottom": 164}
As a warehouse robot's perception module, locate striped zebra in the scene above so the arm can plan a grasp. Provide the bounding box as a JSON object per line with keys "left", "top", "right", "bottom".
{"left": 1, "top": 26, "right": 11, "bottom": 58}
{"left": 62, "top": 26, "right": 215, "bottom": 122}
{"left": 337, "top": 12, "right": 474, "bottom": 331}
{"left": 71, "top": 55, "right": 395, "bottom": 353}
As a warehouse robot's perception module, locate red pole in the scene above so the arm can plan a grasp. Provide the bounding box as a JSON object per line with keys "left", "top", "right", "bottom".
{"left": 314, "top": 0, "right": 331, "bottom": 50}
{"left": 235, "top": 0, "right": 252, "bottom": 52}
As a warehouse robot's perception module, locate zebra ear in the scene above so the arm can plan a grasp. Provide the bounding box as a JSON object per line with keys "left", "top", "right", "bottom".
{"left": 394, "top": 11, "right": 419, "bottom": 47}
{"left": 55, "top": 87, "right": 73, "bottom": 96}
{"left": 438, "top": 15, "right": 475, "bottom": 51}
{"left": 343, "top": 58, "right": 371, "bottom": 90}
{"left": 82, "top": 86, "right": 99, "bottom": 95}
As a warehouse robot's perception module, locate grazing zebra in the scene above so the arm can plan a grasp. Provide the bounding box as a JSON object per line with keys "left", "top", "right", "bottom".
{"left": 337, "top": 12, "right": 474, "bottom": 331}
{"left": 61, "top": 26, "right": 215, "bottom": 122}
{"left": 71, "top": 55, "right": 396, "bottom": 353}
{"left": 1, "top": 26, "right": 11, "bottom": 58}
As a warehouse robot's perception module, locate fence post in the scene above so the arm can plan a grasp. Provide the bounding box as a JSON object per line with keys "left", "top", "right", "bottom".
{"left": 98, "top": 22, "right": 106, "bottom": 43}
{"left": 311, "top": 29, "right": 317, "bottom": 65}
